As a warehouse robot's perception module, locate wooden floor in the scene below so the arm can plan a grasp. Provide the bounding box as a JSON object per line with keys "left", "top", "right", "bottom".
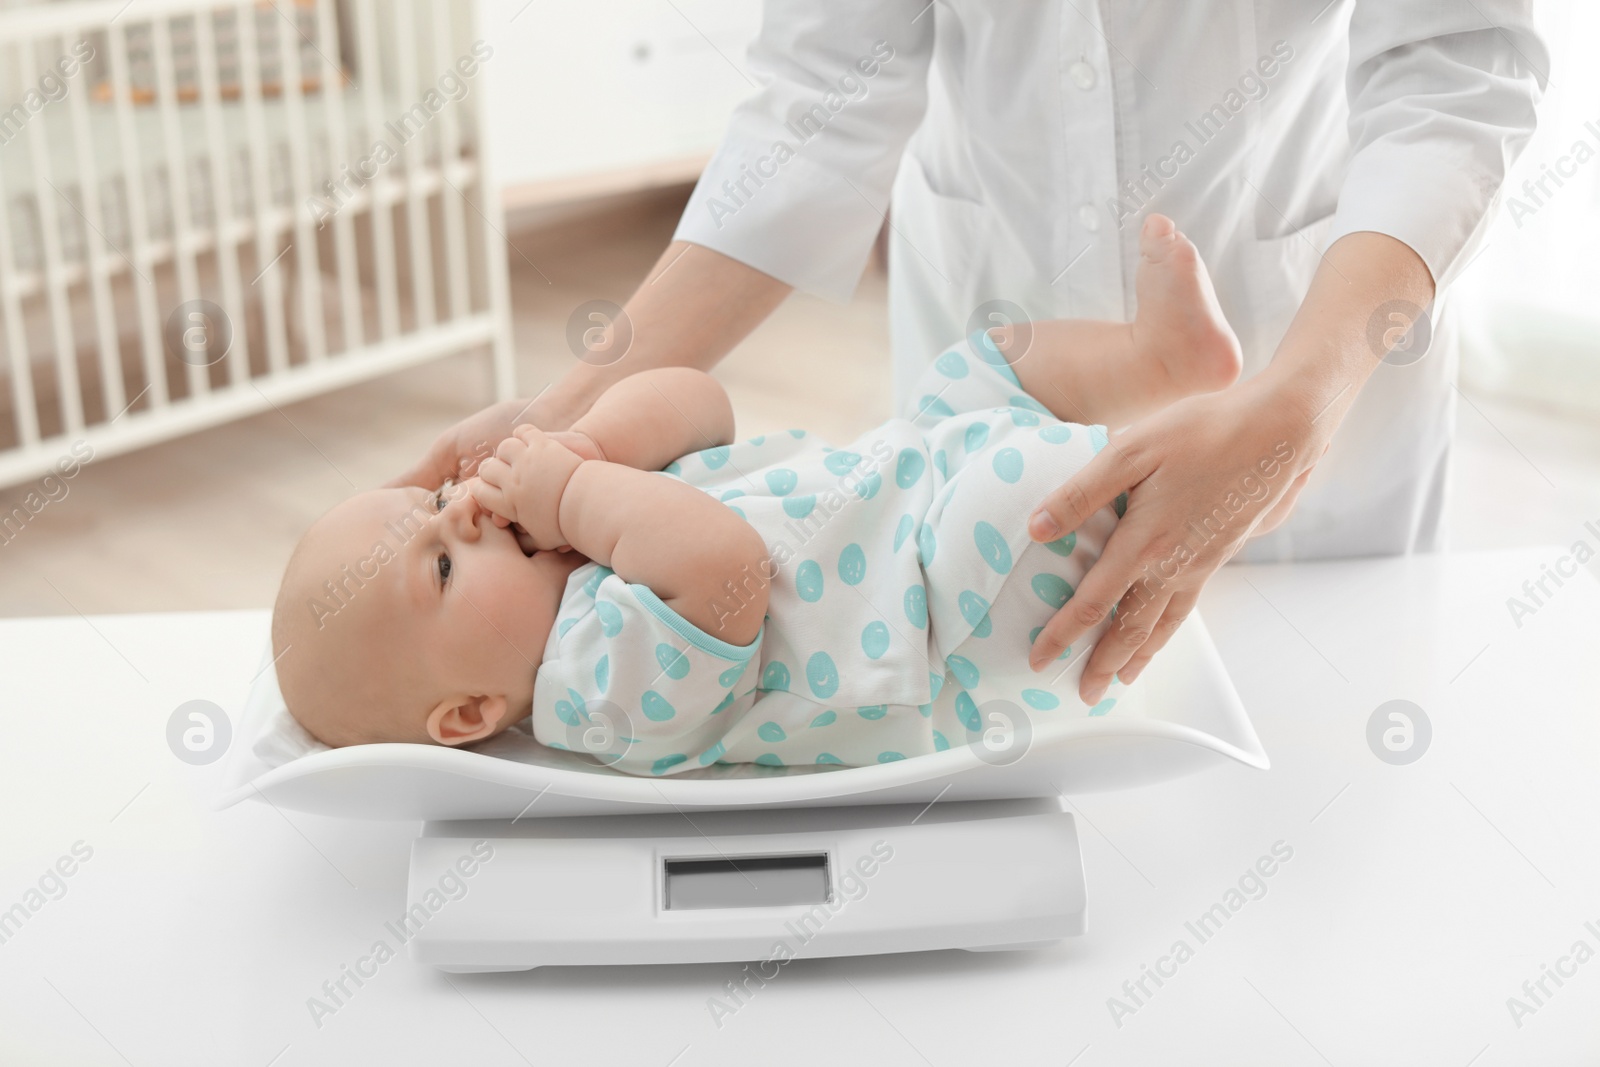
{"left": 2, "top": 186, "right": 1596, "bottom": 618}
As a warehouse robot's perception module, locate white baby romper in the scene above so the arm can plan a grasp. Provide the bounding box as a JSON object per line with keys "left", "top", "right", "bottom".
{"left": 529, "top": 332, "right": 1122, "bottom": 776}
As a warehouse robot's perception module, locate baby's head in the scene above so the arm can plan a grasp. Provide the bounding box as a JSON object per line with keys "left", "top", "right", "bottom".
{"left": 271, "top": 483, "right": 586, "bottom": 748}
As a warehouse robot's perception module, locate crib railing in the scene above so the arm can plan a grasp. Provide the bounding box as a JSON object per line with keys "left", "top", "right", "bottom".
{"left": 0, "top": 0, "right": 515, "bottom": 489}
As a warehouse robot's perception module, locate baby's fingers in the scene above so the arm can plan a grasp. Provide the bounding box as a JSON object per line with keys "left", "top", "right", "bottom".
{"left": 512, "top": 423, "right": 547, "bottom": 445}
{"left": 466, "top": 469, "right": 514, "bottom": 523}
{"left": 493, "top": 434, "right": 529, "bottom": 468}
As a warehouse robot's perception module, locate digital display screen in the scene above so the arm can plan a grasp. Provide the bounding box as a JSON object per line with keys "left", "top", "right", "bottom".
{"left": 664, "top": 853, "right": 830, "bottom": 910}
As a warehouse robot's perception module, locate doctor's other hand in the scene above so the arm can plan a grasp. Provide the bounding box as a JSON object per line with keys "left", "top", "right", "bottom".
{"left": 384, "top": 394, "right": 581, "bottom": 491}
{"left": 1025, "top": 376, "right": 1325, "bottom": 703}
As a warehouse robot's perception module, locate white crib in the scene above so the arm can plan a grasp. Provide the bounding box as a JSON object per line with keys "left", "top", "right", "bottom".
{"left": 0, "top": 0, "right": 514, "bottom": 489}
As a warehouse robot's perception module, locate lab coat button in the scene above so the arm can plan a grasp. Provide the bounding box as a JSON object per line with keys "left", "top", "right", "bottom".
{"left": 1078, "top": 204, "right": 1101, "bottom": 231}
{"left": 1069, "top": 60, "right": 1097, "bottom": 91}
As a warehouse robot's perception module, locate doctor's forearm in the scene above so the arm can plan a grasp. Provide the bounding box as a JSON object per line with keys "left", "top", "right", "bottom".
{"left": 543, "top": 241, "right": 792, "bottom": 423}
{"left": 1256, "top": 231, "right": 1436, "bottom": 436}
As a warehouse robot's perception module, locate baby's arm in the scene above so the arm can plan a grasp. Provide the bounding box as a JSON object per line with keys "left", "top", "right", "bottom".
{"left": 560, "top": 368, "right": 735, "bottom": 471}
{"left": 471, "top": 427, "right": 768, "bottom": 645}
{"left": 559, "top": 460, "right": 768, "bottom": 644}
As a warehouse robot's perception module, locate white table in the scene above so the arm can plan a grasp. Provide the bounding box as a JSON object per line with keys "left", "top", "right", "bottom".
{"left": 2, "top": 548, "right": 1597, "bottom": 1067}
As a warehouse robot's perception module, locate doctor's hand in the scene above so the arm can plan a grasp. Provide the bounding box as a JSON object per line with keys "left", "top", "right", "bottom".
{"left": 385, "top": 394, "right": 583, "bottom": 491}
{"left": 1025, "top": 376, "right": 1323, "bottom": 703}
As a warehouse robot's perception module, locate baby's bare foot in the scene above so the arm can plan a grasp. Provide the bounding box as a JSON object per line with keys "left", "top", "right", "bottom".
{"left": 1130, "top": 214, "right": 1242, "bottom": 397}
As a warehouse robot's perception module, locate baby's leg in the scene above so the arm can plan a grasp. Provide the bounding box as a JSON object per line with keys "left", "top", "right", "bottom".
{"left": 994, "top": 214, "right": 1242, "bottom": 429}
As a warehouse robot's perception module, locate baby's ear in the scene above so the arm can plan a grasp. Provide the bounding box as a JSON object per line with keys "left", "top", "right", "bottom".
{"left": 425, "top": 694, "right": 508, "bottom": 746}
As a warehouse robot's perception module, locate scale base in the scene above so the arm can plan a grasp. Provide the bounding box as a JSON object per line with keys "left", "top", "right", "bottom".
{"left": 404, "top": 797, "right": 1086, "bottom": 971}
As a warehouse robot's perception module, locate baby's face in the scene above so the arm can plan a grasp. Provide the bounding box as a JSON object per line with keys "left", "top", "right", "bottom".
{"left": 285, "top": 484, "right": 587, "bottom": 744}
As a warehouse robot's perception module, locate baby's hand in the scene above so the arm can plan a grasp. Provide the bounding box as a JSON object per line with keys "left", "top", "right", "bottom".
{"left": 469, "top": 425, "right": 585, "bottom": 550}
{"left": 546, "top": 429, "right": 604, "bottom": 463}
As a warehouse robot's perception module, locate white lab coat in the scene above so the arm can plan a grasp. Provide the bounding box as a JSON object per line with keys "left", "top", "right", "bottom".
{"left": 674, "top": 1, "right": 1546, "bottom": 561}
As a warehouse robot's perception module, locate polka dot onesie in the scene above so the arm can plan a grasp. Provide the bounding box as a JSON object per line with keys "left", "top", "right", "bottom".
{"left": 530, "top": 332, "right": 1122, "bottom": 776}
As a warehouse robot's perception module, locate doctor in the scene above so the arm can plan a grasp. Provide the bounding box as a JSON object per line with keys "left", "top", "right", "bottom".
{"left": 396, "top": 1, "right": 1546, "bottom": 703}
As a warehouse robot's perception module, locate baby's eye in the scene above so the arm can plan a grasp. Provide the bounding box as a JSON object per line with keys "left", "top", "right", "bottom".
{"left": 433, "top": 491, "right": 447, "bottom": 513}
{"left": 437, "top": 553, "right": 452, "bottom": 585}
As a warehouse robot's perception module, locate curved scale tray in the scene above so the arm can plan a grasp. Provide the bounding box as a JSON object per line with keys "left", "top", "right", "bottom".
{"left": 219, "top": 614, "right": 1267, "bottom": 820}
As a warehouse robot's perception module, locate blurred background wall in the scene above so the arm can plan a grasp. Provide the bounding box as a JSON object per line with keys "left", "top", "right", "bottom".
{"left": 0, "top": 0, "right": 1593, "bottom": 617}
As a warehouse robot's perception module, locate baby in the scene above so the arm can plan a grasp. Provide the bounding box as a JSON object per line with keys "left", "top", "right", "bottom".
{"left": 271, "top": 215, "right": 1243, "bottom": 776}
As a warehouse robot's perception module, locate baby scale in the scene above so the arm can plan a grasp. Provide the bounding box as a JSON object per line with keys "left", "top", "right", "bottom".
{"left": 221, "top": 616, "right": 1266, "bottom": 971}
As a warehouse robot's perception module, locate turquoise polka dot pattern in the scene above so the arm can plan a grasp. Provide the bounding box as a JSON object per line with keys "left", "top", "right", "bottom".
{"left": 933, "top": 450, "right": 948, "bottom": 478}
{"left": 974, "top": 521, "right": 1014, "bottom": 574}
{"left": 652, "top": 754, "right": 688, "bottom": 774}
{"left": 928, "top": 672, "right": 943, "bottom": 699}
{"left": 1089, "top": 698, "right": 1117, "bottom": 716}
{"left": 595, "top": 654, "right": 610, "bottom": 692}
{"left": 755, "top": 753, "right": 784, "bottom": 766}
{"left": 583, "top": 566, "right": 612, "bottom": 597}
{"left": 1022, "top": 688, "right": 1060, "bottom": 709}
{"left": 933, "top": 731, "right": 950, "bottom": 752}
{"left": 783, "top": 494, "right": 817, "bottom": 519}
{"left": 641, "top": 690, "right": 676, "bottom": 721}
{"left": 701, "top": 446, "right": 730, "bottom": 469}
{"left": 816, "top": 753, "right": 843, "bottom": 765}
{"left": 917, "top": 523, "right": 937, "bottom": 565}
{"left": 1008, "top": 408, "right": 1040, "bottom": 427}
{"left": 861, "top": 620, "right": 890, "bottom": 659}
{"left": 711, "top": 691, "right": 736, "bottom": 714}
{"left": 655, "top": 643, "right": 690, "bottom": 679}
{"left": 760, "top": 662, "right": 791, "bottom": 691}
{"left": 837, "top": 543, "right": 867, "bottom": 585}
{"left": 877, "top": 751, "right": 906, "bottom": 763}
{"left": 959, "top": 590, "right": 992, "bottom": 635}
{"left": 947, "top": 654, "right": 980, "bottom": 688}
{"left": 964, "top": 422, "right": 990, "bottom": 453}
{"left": 1031, "top": 573, "right": 1075, "bottom": 609}
{"left": 1089, "top": 425, "right": 1109, "bottom": 453}
{"left": 810, "top": 710, "right": 837, "bottom": 728}
{"left": 1039, "top": 422, "right": 1073, "bottom": 444}
{"left": 595, "top": 600, "right": 623, "bottom": 637}
{"left": 857, "top": 704, "right": 888, "bottom": 720}
{"left": 765, "top": 468, "right": 798, "bottom": 495}
{"left": 893, "top": 514, "right": 915, "bottom": 551}
{"left": 824, "top": 450, "right": 862, "bottom": 475}
{"left": 904, "top": 584, "right": 928, "bottom": 628}
{"left": 557, "top": 617, "right": 578, "bottom": 637}
{"left": 796, "top": 559, "right": 824, "bottom": 602}
{"left": 853, "top": 471, "right": 883, "bottom": 499}
{"left": 554, "top": 698, "right": 582, "bottom": 726}
{"left": 895, "top": 448, "right": 926, "bottom": 489}
{"left": 718, "top": 662, "right": 746, "bottom": 688}
{"left": 935, "top": 350, "right": 969, "bottom": 378}
{"left": 788, "top": 428, "right": 806, "bottom": 438}
{"left": 806, "top": 651, "right": 840, "bottom": 698}
{"left": 1009, "top": 394, "right": 1050, "bottom": 415}
{"left": 992, "top": 447, "right": 1024, "bottom": 483}
{"left": 698, "top": 742, "right": 726, "bottom": 766}
{"left": 662, "top": 460, "right": 682, "bottom": 476}
{"left": 970, "top": 330, "right": 1022, "bottom": 386}
{"left": 727, "top": 506, "right": 745, "bottom": 520}
{"left": 955, "top": 691, "right": 981, "bottom": 731}
{"left": 750, "top": 435, "right": 766, "bottom": 446}
{"left": 1043, "top": 531, "right": 1077, "bottom": 557}
{"left": 918, "top": 703, "right": 933, "bottom": 718}
{"left": 916, "top": 394, "right": 956, "bottom": 419}
{"left": 757, "top": 721, "right": 787, "bottom": 743}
